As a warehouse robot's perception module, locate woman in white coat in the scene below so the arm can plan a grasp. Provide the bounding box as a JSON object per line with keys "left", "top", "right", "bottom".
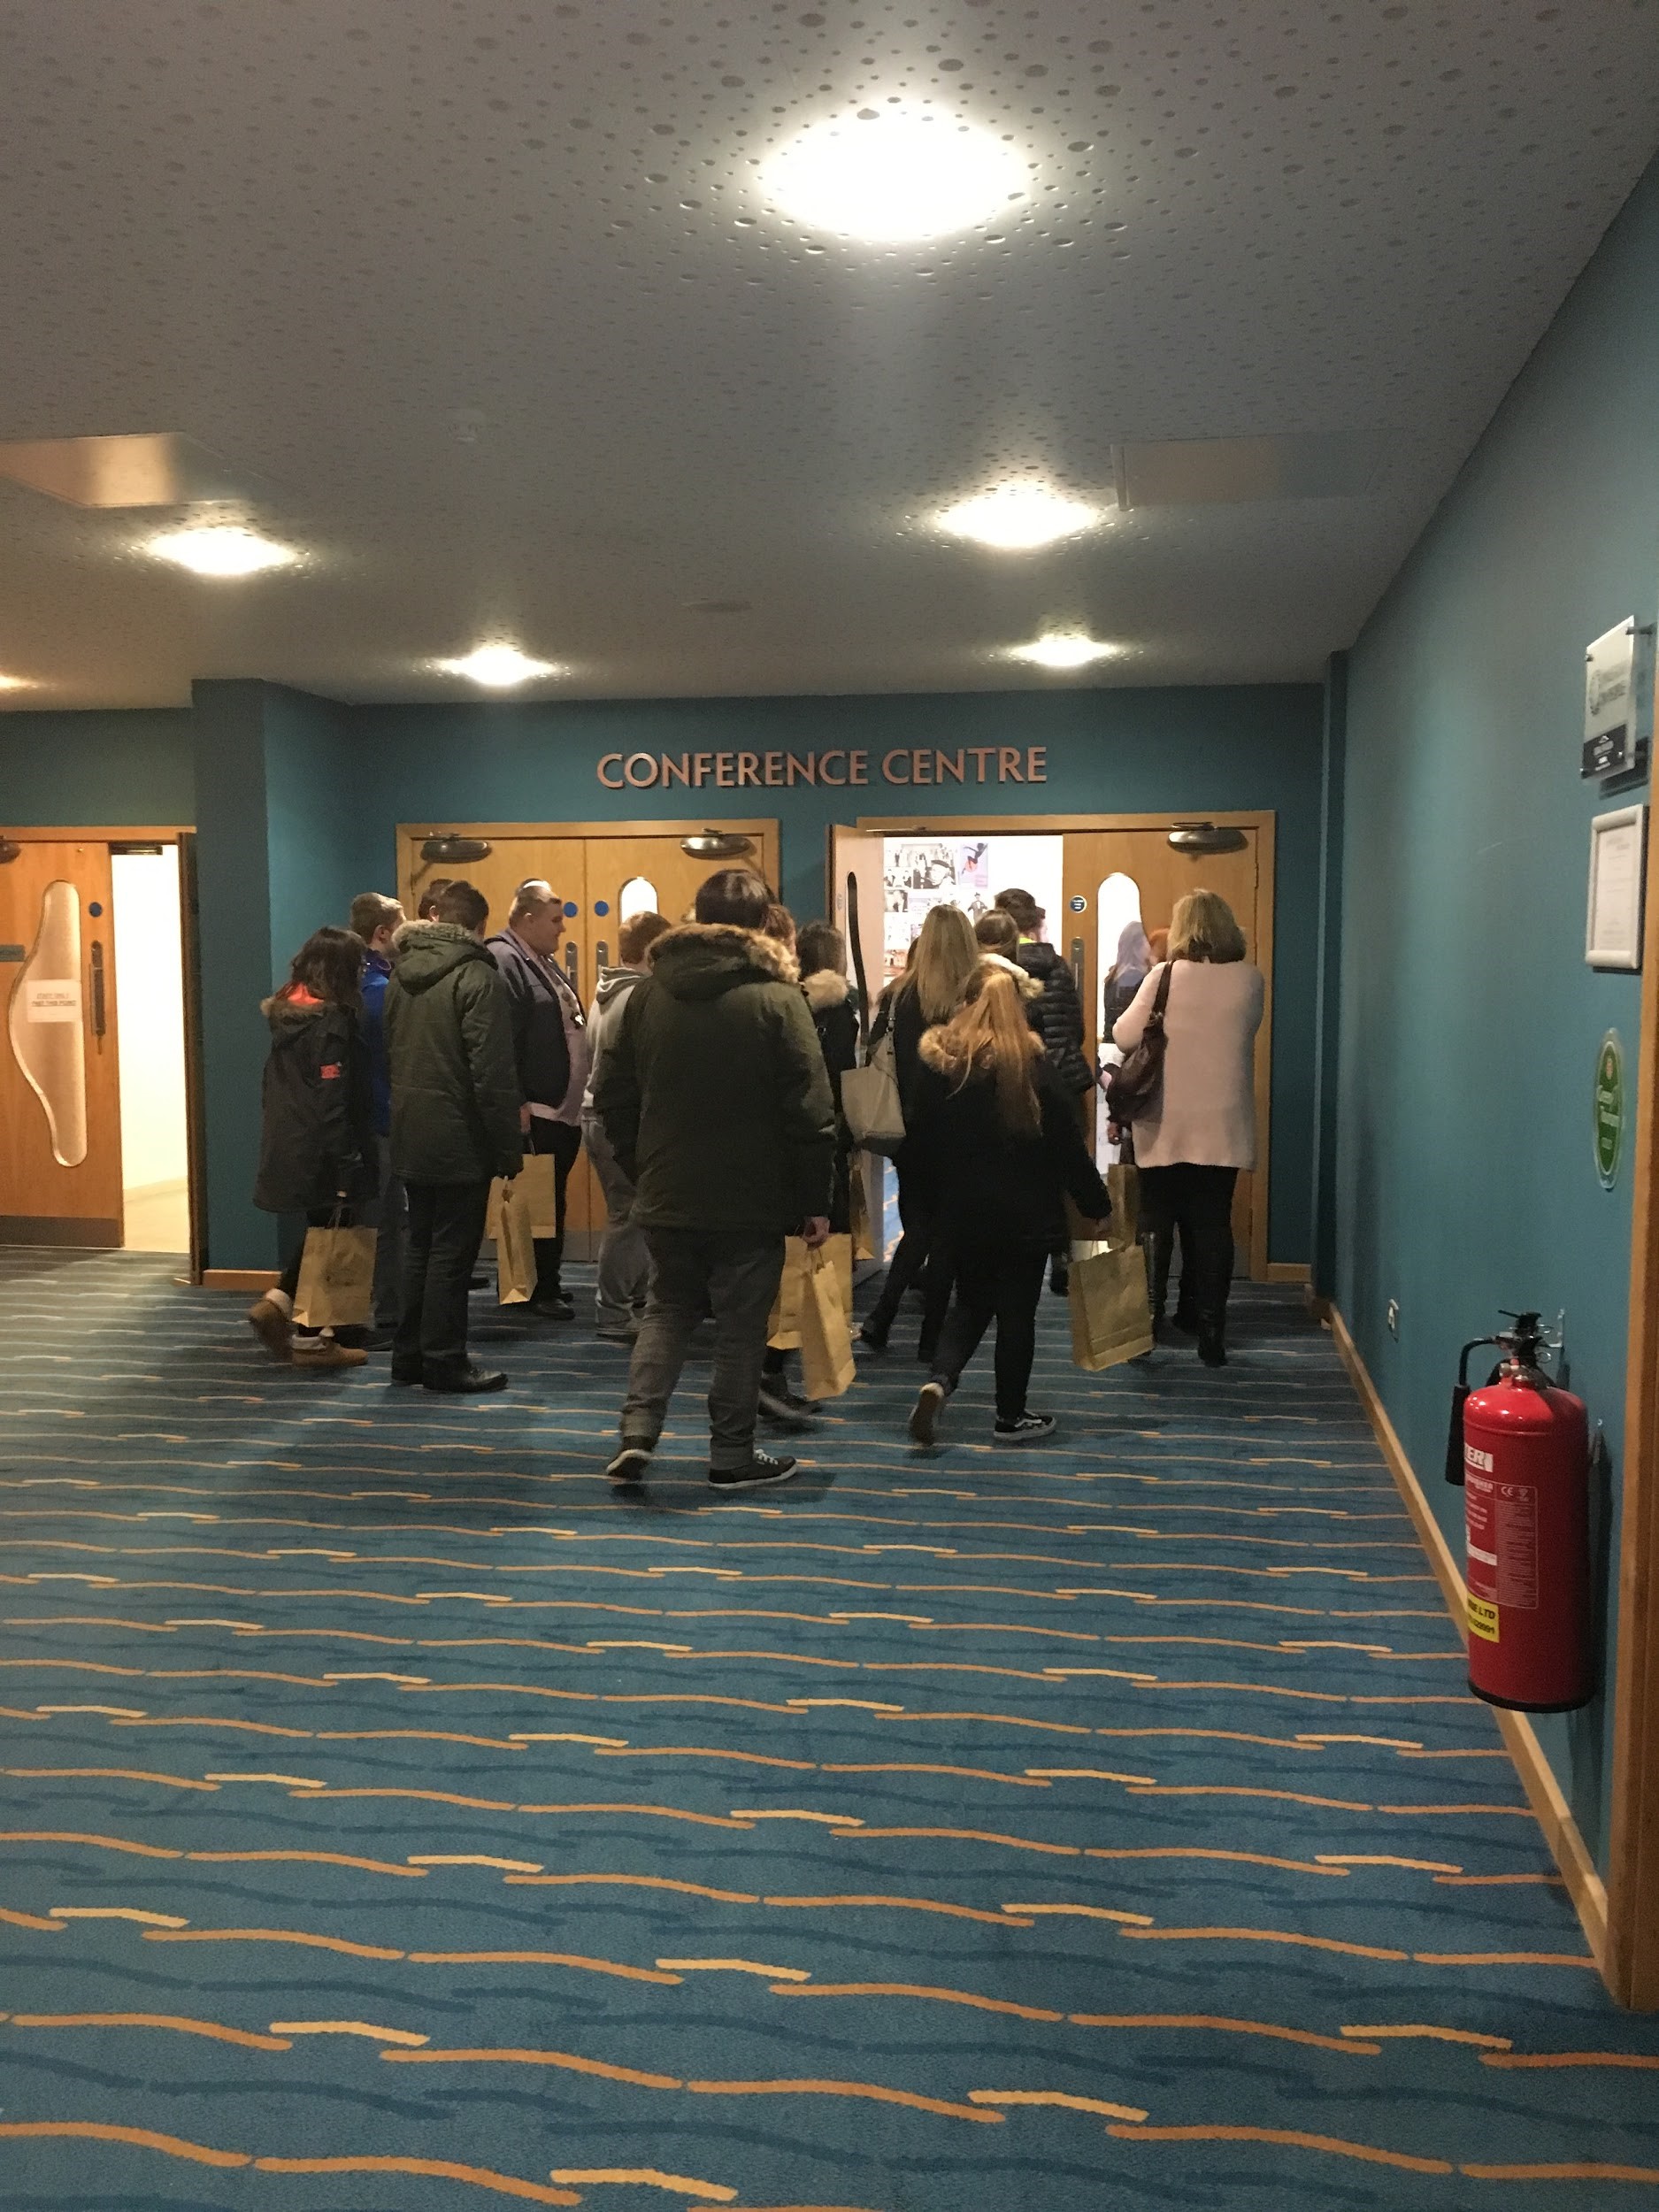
{"left": 1112, "top": 889, "right": 1263, "bottom": 1367}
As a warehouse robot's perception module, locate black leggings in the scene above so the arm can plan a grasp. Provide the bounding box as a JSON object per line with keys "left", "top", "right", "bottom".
{"left": 928, "top": 1243, "right": 1048, "bottom": 1424}
{"left": 1138, "top": 1165, "right": 1237, "bottom": 1334}
{"left": 867, "top": 1150, "right": 954, "bottom": 1352}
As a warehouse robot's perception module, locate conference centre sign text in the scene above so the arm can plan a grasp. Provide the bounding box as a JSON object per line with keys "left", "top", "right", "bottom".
{"left": 596, "top": 746, "right": 1048, "bottom": 791}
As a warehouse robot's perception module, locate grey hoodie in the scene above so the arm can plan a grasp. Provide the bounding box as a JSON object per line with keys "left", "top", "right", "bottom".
{"left": 581, "top": 964, "right": 646, "bottom": 1116}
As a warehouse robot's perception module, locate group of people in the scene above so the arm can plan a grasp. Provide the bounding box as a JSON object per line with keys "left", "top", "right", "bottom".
{"left": 244, "top": 856, "right": 1262, "bottom": 1487}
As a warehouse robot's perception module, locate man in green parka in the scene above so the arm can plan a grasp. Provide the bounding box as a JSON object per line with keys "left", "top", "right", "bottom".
{"left": 595, "top": 867, "right": 834, "bottom": 1489}
{"left": 384, "top": 879, "right": 523, "bottom": 1393}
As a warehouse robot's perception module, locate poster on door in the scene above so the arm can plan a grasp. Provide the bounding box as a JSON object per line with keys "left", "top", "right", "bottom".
{"left": 882, "top": 841, "right": 992, "bottom": 975}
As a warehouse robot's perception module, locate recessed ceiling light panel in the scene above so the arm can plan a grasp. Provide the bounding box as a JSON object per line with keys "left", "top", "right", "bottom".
{"left": 1009, "top": 632, "right": 1122, "bottom": 671}
{"left": 939, "top": 482, "right": 1104, "bottom": 552}
{"left": 437, "top": 644, "right": 560, "bottom": 688}
{"left": 148, "top": 523, "right": 297, "bottom": 578}
{"left": 762, "top": 104, "right": 1028, "bottom": 242}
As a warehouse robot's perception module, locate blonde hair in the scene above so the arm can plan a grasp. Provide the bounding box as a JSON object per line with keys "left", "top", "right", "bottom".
{"left": 933, "top": 967, "right": 1042, "bottom": 1133}
{"left": 1168, "top": 889, "right": 1247, "bottom": 964}
{"left": 903, "top": 903, "right": 980, "bottom": 1023}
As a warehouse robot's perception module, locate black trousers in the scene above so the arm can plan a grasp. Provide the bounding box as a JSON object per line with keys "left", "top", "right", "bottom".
{"left": 396, "top": 1179, "right": 492, "bottom": 1375}
{"left": 867, "top": 1147, "right": 954, "bottom": 1354}
{"left": 1138, "top": 1165, "right": 1237, "bottom": 1334}
{"left": 528, "top": 1118, "right": 584, "bottom": 1296}
{"left": 929, "top": 1242, "right": 1048, "bottom": 1424}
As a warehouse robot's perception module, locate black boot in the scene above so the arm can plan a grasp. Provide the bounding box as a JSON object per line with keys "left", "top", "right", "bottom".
{"left": 1197, "top": 1324, "right": 1226, "bottom": 1368}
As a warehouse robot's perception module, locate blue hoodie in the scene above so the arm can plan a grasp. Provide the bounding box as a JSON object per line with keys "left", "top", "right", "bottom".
{"left": 359, "top": 949, "right": 393, "bottom": 1137}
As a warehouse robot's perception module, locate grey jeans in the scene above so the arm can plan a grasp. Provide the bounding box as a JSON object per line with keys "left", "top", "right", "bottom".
{"left": 619, "top": 1228, "right": 786, "bottom": 1471}
{"left": 365, "top": 1133, "right": 409, "bottom": 1333}
{"left": 583, "top": 1112, "right": 650, "bottom": 1333}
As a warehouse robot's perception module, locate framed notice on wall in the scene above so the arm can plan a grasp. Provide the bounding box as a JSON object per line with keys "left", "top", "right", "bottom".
{"left": 1586, "top": 803, "right": 1647, "bottom": 971}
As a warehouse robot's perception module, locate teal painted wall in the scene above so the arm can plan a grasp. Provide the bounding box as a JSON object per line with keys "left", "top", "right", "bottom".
{"left": 0, "top": 708, "right": 195, "bottom": 824}
{"left": 2, "top": 681, "right": 1324, "bottom": 1272}
{"left": 1336, "top": 162, "right": 1659, "bottom": 1870}
{"left": 352, "top": 682, "right": 1324, "bottom": 1265}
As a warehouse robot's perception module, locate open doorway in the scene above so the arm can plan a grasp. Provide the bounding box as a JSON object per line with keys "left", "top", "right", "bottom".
{"left": 111, "top": 846, "right": 190, "bottom": 1253}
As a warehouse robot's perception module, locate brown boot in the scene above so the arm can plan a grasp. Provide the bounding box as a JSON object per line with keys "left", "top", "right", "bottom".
{"left": 247, "top": 1297, "right": 292, "bottom": 1361}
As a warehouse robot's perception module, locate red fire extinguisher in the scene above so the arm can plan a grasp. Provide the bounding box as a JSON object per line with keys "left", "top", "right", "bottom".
{"left": 1444, "top": 1311, "right": 1591, "bottom": 1713}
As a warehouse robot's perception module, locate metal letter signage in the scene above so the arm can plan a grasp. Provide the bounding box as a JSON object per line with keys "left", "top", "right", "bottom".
{"left": 595, "top": 748, "right": 1047, "bottom": 790}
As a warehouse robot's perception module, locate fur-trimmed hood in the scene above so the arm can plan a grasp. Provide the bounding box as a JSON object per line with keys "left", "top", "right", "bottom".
{"left": 981, "top": 951, "right": 1042, "bottom": 999}
{"left": 646, "top": 922, "right": 799, "bottom": 1003}
{"left": 388, "top": 918, "right": 497, "bottom": 995}
{"left": 801, "top": 966, "right": 851, "bottom": 1012}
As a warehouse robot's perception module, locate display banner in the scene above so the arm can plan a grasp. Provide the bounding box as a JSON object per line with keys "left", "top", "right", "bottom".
{"left": 596, "top": 746, "right": 1047, "bottom": 791}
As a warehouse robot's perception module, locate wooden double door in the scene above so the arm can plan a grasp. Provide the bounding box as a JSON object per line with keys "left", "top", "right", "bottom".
{"left": 831, "top": 815, "right": 1273, "bottom": 1279}
{"left": 396, "top": 819, "right": 780, "bottom": 1256}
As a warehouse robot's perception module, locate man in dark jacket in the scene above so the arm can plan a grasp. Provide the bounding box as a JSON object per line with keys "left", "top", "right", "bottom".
{"left": 383, "top": 880, "right": 523, "bottom": 1393}
{"left": 349, "top": 890, "right": 407, "bottom": 1339}
{"left": 486, "top": 881, "right": 588, "bottom": 1318}
{"left": 595, "top": 867, "right": 835, "bottom": 1491}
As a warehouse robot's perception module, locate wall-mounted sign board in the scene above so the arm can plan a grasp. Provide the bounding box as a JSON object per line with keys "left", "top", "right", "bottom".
{"left": 1586, "top": 803, "right": 1647, "bottom": 970}
{"left": 1583, "top": 618, "right": 1653, "bottom": 780}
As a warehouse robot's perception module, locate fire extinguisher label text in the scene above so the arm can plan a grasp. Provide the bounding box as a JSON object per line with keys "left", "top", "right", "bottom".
{"left": 1465, "top": 1471, "right": 1541, "bottom": 1615}
{"left": 1467, "top": 1594, "right": 1501, "bottom": 1642}
{"left": 1463, "top": 1444, "right": 1494, "bottom": 1473}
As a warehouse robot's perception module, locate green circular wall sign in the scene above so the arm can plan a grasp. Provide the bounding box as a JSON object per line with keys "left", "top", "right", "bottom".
{"left": 1594, "top": 1029, "right": 1625, "bottom": 1190}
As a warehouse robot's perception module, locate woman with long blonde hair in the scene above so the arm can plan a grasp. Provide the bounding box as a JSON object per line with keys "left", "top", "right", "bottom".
{"left": 905, "top": 966, "right": 1110, "bottom": 1447}
{"left": 1112, "top": 887, "right": 1263, "bottom": 1366}
{"left": 859, "top": 904, "right": 982, "bottom": 1356}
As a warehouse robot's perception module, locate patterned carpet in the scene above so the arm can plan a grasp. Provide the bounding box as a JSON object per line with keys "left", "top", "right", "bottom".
{"left": 3, "top": 1247, "right": 1659, "bottom": 2212}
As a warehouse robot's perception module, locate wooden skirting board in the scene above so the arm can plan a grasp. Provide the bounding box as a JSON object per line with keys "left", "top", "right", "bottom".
{"left": 1325, "top": 1303, "right": 1610, "bottom": 1981}
{"left": 203, "top": 1270, "right": 280, "bottom": 1293}
{"left": 1265, "top": 1261, "right": 1311, "bottom": 1284}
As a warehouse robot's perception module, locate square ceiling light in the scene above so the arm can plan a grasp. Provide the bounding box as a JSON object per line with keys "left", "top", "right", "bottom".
{"left": 0, "top": 431, "right": 266, "bottom": 509}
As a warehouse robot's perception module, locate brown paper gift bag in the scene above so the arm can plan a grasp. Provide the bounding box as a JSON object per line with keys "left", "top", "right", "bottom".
{"left": 1105, "top": 1163, "right": 1141, "bottom": 1250}
{"left": 495, "top": 1175, "right": 539, "bottom": 1306}
{"left": 768, "top": 1233, "right": 853, "bottom": 1350}
{"left": 849, "top": 1156, "right": 876, "bottom": 1263}
{"left": 799, "top": 1246, "right": 856, "bottom": 1401}
{"left": 1068, "top": 1239, "right": 1154, "bottom": 1371}
{"left": 292, "top": 1224, "right": 378, "bottom": 1329}
{"left": 518, "top": 1152, "right": 561, "bottom": 1238}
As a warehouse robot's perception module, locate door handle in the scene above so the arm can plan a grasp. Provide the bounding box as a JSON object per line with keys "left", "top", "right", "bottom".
{"left": 90, "top": 940, "right": 107, "bottom": 1045}
{"left": 1069, "top": 936, "right": 1085, "bottom": 998}
{"left": 595, "top": 940, "right": 609, "bottom": 971}
{"left": 564, "top": 940, "right": 580, "bottom": 987}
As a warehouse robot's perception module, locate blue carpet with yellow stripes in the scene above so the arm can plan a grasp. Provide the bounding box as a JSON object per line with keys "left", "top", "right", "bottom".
{"left": 3, "top": 1247, "right": 1659, "bottom": 2211}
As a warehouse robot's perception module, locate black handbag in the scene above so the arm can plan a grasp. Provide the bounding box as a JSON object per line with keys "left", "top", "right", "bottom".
{"left": 1104, "top": 960, "right": 1175, "bottom": 1123}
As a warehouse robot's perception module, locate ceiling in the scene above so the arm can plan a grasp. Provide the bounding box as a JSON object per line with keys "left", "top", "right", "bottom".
{"left": 1, "top": 0, "right": 1655, "bottom": 709}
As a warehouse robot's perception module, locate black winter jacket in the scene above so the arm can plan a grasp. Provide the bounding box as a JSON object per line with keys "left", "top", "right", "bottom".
{"left": 1016, "top": 941, "right": 1094, "bottom": 1093}
{"left": 596, "top": 923, "right": 835, "bottom": 1233}
{"left": 907, "top": 1041, "right": 1110, "bottom": 1249}
{"left": 253, "top": 989, "right": 377, "bottom": 1216}
{"left": 384, "top": 924, "right": 524, "bottom": 1185}
{"left": 486, "top": 927, "right": 586, "bottom": 1111}
{"left": 803, "top": 967, "right": 860, "bottom": 1235}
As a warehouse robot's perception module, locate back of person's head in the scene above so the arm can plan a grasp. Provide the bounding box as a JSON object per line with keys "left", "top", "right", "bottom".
{"left": 1147, "top": 926, "right": 1170, "bottom": 963}
{"left": 288, "top": 926, "right": 367, "bottom": 1009}
{"left": 434, "top": 879, "right": 489, "bottom": 933}
{"left": 974, "top": 910, "right": 1019, "bottom": 957}
{"left": 938, "top": 967, "right": 1041, "bottom": 1133}
{"left": 619, "top": 909, "right": 671, "bottom": 965}
{"left": 416, "top": 877, "right": 453, "bottom": 921}
{"left": 695, "top": 868, "right": 772, "bottom": 931}
{"left": 906, "top": 902, "right": 980, "bottom": 1023}
{"left": 1115, "top": 918, "right": 1151, "bottom": 971}
{"left": 1168, "top": 889, "right": 1246, "bottom": 964}
{"left": 762, "top": 902, "right": 796, "bottom": 950}
{"left": 349, "top": 892, "right": 403, "bottom": 943}
{"left": 795, "top": 921, "right": 845, "bottom": 979}
{"left": 993, "top": 886, "right": 1044, "bottom": 937}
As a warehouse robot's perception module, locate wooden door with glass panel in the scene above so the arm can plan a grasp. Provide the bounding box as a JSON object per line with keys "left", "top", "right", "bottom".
{"left": 1061, "top": 824, "right": 1270, "bottom": 1280}
{"left": 396, "top": 823, "right": 782, "bottom": 1256}
{"left": 0, "top": 840, "right": 123, "bottom": 1244}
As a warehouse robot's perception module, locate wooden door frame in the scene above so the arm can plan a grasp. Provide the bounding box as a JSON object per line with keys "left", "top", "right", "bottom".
{"left": 849, "top": 810, "right": 1278, "bottom": 1284}
{"left": 1610, "top": 808, "right": 1659, "bottom": 2008}
{"left": 1, "top": 825, "right": 204, "bottom": 1271}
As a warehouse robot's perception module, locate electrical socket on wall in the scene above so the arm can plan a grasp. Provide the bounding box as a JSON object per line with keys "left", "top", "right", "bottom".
{"left": 1386, "top": 1298, "right": 1401, "bottom": 1340}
